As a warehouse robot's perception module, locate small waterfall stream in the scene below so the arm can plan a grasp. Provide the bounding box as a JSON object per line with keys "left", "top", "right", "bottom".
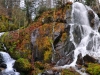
{"left": 0, "top": 52, "right": 20, "bottom": 75}
{"left": 0, "top": 33, "right": 19, "bottom": 75}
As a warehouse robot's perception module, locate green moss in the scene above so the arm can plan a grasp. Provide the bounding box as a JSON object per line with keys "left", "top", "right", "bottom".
{"left": 9, "top": 51, "right": 21, "bottom": 59}
{"left": 14, "top": 58, "right": 31, "bottom": 72}
{"left": 61, "top": 69, "right": 80, "bottom": 75}
{"left": 44, "top": 50, "right": 52, "bottom": 62}
{"left": 86, "top": 63, "right": 100, "bottom": 75}
{"left": 0, "top": 32, "right": 8, "bottom": 42}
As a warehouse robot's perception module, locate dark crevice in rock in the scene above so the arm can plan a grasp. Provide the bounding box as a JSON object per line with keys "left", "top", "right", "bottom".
{"left": 53, "top": 31, "right": 63, "bottom": 48}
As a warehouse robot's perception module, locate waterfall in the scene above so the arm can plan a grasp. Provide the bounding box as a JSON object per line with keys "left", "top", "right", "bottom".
{"left": 71, "top": 2, "right": 90, "bottom": 25}
{"left": 0, "top": 33, "right": 19, "bottom": 75}
{"left": 62, "top": 1, "right": 100, "bottom": 69}
{"left": 0, "top": 52, "right": 20, "bottom": 75}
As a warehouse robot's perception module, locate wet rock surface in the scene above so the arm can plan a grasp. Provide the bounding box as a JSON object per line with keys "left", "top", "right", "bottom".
{"left": 64, "top": 40, "right": 75, "bottom": 55}
{"left": 56, "top": 51, "right": 74, "bottom": 66}
{"left": 83, "top": 54, "right": 97, "bottom": 63}
{"left": 72, "top": 25, "right": 83, "bottom": 45}
{"left": 0, "top": 54, "right": 7, "bottom": 70}
{"left": 0, "top": 54, "right": 4, "bottom": 64}
{"left": 76, "top": 54, "right": 97, "bottom": 67}
{"left": 88, "top": 10, "right": 95, "bottom": 28}
{"left": 76, "top": 53, "right": 83, "bottom": 65}
{"left": 0, "top": 63, "right": 7, "bottom": 69}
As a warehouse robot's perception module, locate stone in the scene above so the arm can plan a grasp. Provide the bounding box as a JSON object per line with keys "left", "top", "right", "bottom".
{"left": 72, "top": 25, "right": 83, "bottom": 45}
{"left": 83, "top": 54, "right": 97, "bottom": 63}
{"left": 97, "top": 13, "right": 100, "bottom": 18}
{"left": 0, "top": 63, "right": 7, "bottom": 69}
{"left": 88, "top": 10, "right": 95, "bottom": 28}
{"left": 75, "top": 65, "right": 82, "bottom": 70}
{"left": 76, "top": 53, "right": 84, "bottom": 65}
{"left": 41, "top": 70, "right": 56, "bottom": 75}
{"left": 98, "top": 27, "right": 100, "bottom": 33}
{"left": 65, "top": 25, "right": 70, "bottom": 35}
{"left": 56, "top": 51, "right": 74, "bottom": 66}
{"left": 0, "top": 54, "right": 4, "bottom": 64}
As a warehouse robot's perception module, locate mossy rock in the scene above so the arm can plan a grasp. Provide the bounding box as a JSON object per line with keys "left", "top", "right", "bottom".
{"left": 34, "top": 61, "right": 44, "bottom": 70}
{"left": 14, "top": 58, "right": 31, "bottom": 72}
{"left": 61, "top": 68, "right": 80, "bottom": 75}
{"left": 86, "top": 63, "right": 100, "bottom": 75}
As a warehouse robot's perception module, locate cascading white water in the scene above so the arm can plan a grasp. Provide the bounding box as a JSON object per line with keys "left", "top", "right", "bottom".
{"left": 62, "top": 2, "right": 100, "bottom": 73}
{"left": 71, "top": 2, "right": 90, "bottom": 25}
{"left": 0, "top": 33, "right": 20, "bottom": 75}
{"left": 0, "top": 52, "right": 20, "bottom": 75}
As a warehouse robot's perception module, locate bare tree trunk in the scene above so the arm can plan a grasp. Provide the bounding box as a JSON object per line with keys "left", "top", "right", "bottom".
{"left": 7, "top": 0, "right": 12, "bottom": 18}
{"left": 46, "top": 0, "right": 51, "bottom": 8}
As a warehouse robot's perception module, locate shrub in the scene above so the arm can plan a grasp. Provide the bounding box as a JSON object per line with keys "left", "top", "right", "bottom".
{"left": 44, "top": 50, "right": 52, "bottom": 62}
{"left": 34, "top": 61, "right": 44, "bottom": 70}
{"left": 61, "top": 69, "right": 80, "bottom": 75}
{"left": 14, "top": 58, "right": 31, "bottom": 72}
{"left": 86, "top": 63, "right": 100, "bottom": 75}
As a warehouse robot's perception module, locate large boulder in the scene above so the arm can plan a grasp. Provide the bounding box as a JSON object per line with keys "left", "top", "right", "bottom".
{"left": 76, "top": 54, "right": 97, "bottom": 69}
{"left": 56, "top": 51, "right": 74, "bottom": 66}
{"left": 83, "top": 54, "right": 97, "bottom": 63}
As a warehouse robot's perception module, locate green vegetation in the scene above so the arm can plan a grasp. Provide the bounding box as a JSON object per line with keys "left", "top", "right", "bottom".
{"left": 61, "top": 69, "right": 80, "bottom": 75}
{"left": 85, "top": 0, "right": 96, "bottom": 6}
{"left": 14, "top": 58, "right": 31, "bottom": 72}
{"left": 34, "top": 61, "right": 45, "bottom": 70}
{"left": 86, "top": 63, "right": 100, "bottom": 75}
{"left": 0, "top": 8, "right": 28, "bottom": 32}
